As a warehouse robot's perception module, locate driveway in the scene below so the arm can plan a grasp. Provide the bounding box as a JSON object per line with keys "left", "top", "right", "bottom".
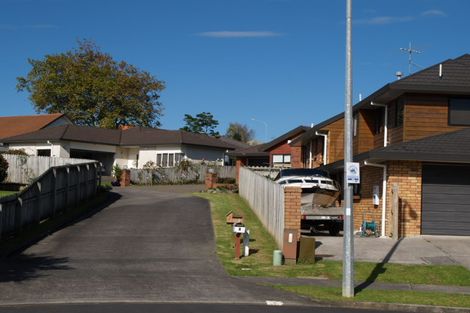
{"left": 314, "top": 234, "right": 470, "bottom": 270}
{"left": 0, "top": 186, "right": 308, "bottom": 306}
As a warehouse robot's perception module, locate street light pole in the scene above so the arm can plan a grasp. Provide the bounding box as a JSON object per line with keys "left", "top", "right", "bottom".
{"left": 343, "top": 0, "right": 355, "bottom": 298}
{"left": 251, "top": 117, "right": 268, "bottom": 142}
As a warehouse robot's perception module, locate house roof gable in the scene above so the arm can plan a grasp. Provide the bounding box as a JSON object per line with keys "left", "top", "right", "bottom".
{"left": 0, "top": 113, "right": 69, "bottom": 140}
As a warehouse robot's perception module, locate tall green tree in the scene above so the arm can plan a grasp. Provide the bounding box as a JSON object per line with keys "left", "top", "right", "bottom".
{"left": 17, "top": 40, "right": 165, "bottom": 129}
{"left": 225, "top": 122, "right": 255, "bottom": 143}
{"left": 181, "top": 112, "right": 220, "bottom": 136}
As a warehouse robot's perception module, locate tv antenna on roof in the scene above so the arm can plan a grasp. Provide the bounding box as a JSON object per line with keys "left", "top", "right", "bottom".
{"left": 400, "top": 42, "right": 423, "bottom": 74}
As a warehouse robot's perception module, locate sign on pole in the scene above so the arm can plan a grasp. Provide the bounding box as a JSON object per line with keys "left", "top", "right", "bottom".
{"left": 346, "top": 162, "right": 360, "bottom": 184}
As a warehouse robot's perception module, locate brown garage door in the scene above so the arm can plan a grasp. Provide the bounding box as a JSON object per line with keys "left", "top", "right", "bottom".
{"left": 422, "top": 164, "right": 470, "bottom": 236}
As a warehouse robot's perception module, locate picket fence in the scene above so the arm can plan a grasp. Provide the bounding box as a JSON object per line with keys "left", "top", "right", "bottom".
{"left": 3, "top": 154, "right": 93, "bottom": 185}
{"left": 238, "top": 167, "right": 285, "bottom": 248}
{"left": 0, "top": 162, "right": 100, "bottom": 239}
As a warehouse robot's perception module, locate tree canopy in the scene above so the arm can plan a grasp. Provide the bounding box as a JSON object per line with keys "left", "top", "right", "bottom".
{"left": 225, "top": 122, "right": 255, "bottom": 143}
{"left": 17, "top": 40, "right": 165, "bottom": 129}
{"left": 181, "top": 112, "right": 220, "bottom": 136}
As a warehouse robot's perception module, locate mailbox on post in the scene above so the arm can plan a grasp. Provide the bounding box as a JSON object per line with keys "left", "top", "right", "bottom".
{"left": 233, "top": 223, "right": 246, "bottom": 259}
{"left": 233, "top": 223, "right": 246, "bottom": 234}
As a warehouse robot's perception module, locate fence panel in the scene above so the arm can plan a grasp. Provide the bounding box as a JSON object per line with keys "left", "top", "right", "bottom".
{"left": 130, "top": 165, "right": 236, "bottom": 185}
{"left": 0, "top": 162, "right": 100, "bottom": 239}
{"left": 238, "top": 167, "right": 284, "bottom": 248}
{"left": 2, "top": 154, "right": 92, "bottom": 185}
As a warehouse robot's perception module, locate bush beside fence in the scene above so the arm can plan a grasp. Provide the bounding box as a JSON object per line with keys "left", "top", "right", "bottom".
{"left": 0, "top": 162, "right": 100, "bottom": 239}
{"left": 130, "top": 165, "right": 236, "bottom": 185}
{"left": 238, "top": 167, "right": 284, "bottom": 248}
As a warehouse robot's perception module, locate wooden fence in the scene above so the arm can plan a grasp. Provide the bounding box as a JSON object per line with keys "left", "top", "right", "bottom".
{"left": 238, "top": 167, "right": 285, "bottom": 248}
{"left": 130, "top": 165, "right": 236, "bottom": 185}
{"left": 0, "top": 162, "right": 100, "bottom": 239}
{"left": 3, "top": 154, "right": 93, "bottom": 185}
{"left": 246, "top": 166, "right": 280, "bottom": 180}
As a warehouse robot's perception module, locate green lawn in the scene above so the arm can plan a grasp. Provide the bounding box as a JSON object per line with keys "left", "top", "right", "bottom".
{"left": 197, "top": 192, "right": 470, "bottom": 287}
{"left": 274, "top": 285, "right": 470, "bottom": 308}
{"left": 198, "top": 192, "right": 470, "bottom": 308}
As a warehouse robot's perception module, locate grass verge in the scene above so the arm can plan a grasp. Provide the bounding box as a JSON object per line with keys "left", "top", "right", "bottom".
{"left": 197, "top": 192, "right": 470, "bottom": 287}
{"left": 0, "top": 188, "right": 114, "bottom": 257}
{"left": 274, "top": 285, "right": 470, "bottom": 308}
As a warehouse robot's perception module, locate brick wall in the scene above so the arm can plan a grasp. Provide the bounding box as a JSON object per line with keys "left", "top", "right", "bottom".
{"left": 205, "top": 172, "right": 218, "bottom": 189}
{"left": 235, "top": 158, "right": 246, "bottom": 183}
{"left": 283, "top": 186, "right": 301, "bottom": 261}
{"left": 290, "top": 146, "right": 303, "bottom": 168}
{"left": 387, "top": 161, "right": 422, "bottom": 237}
{"left": 284, "top": 186, "right": 301, "bottom": 233}
{"left": 352, "top": 166, "right": 384, "bottom": 231}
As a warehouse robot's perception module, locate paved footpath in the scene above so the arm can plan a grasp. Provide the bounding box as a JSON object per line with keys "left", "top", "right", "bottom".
{"left": 0, "top": 186, "right": 309, "bottom": 306}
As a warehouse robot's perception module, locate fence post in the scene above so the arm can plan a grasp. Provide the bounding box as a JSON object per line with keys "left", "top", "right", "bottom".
{"left": 0, "top": 203, "right": 3, "bottom": 240}
{"left": 76, "top": 165, "right": 81, "bottom": 206}
{"left": 65, "top": 167, "right": 70, "bottom": 209}
{"left": 52, "top": 168, "right": 58, "bottom": 216}
{"left": 35, "top": 181, "right": 42, "bottom": 223}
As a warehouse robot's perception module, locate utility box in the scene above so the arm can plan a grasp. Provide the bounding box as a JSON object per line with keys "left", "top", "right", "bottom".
{"left": 298, "top": 236, "right": 316, "bottom": 264}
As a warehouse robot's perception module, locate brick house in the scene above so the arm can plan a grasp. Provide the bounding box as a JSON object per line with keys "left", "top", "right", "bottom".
{"left": 291, "top": 54, "right": 470, "bottom": 237}
{"left": 229, "top": 126, "right": 309, "bottom": 178}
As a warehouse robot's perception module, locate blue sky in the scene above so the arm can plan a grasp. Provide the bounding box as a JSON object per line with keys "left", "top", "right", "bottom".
{"left": 0, "top": 0, "right": 468, "bottom": 141}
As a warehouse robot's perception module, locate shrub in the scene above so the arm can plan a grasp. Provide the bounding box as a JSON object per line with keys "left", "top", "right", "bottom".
{"left": 2, "top": 149, "right": 28, "bottom": 156}
{"left": 112, "top": 164, "right": 122, "bottom": 181}
{"left": 0, "top": 154, "right": 9, "bottom": 182}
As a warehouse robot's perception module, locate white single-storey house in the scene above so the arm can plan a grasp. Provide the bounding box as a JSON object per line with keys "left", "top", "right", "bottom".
{"left": 1, "top": 124, "right": 239, "bottom": 175}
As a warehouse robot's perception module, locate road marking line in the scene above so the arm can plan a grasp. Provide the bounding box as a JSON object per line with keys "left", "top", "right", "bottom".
{"left": 266, "top": 300, "right": 284, "bottom": 306}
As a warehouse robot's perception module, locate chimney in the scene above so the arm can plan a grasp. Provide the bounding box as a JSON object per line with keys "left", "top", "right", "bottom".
{"left": 119, "top": 125, "right": 134, "bottom": 131}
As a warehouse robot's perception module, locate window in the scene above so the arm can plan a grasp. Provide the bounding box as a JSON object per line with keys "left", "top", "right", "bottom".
{"left": 37, "top": 149, "right": 51, "bottom": 157}
{"left": 449, "top": 98, "right": 470, "bottom": 125}
{"left": 168, "top": 153, "right": 174, "bottom": 167}
{"left": 373, "top": 109, "right": 384, "bottom": 135}
{"left": 157, "top": 154, "right": 162, "bottom": 166}
{"left": 175, "top": 153, "right": 183, "bottom": 165}
{"left": 272, "top": 154, "right": 291, "bottom": 164}
{"left": 162, "top": 154, "right": 168, "bottom": 167}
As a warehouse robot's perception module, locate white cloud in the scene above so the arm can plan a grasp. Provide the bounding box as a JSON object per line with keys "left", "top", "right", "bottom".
{"left": 355, "top": 16, "right": 415, "bottom": 25}
{"left": 197, "top": 31, "right": 283, "bottom": 38}
{"left": 421, "top": 9, "right": 447, "bottom": 17}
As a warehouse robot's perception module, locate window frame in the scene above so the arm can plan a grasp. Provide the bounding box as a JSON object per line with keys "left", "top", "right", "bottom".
{"left": 448, "top": 98, "right": 470, "bottom": 126}
{"left": 272, "top": 154, "right": 291, "bottom": 164}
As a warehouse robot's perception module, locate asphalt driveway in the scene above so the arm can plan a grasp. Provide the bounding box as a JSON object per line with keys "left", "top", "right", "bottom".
{"left": 0, "top": 186, "right": 308, "bottom": 306}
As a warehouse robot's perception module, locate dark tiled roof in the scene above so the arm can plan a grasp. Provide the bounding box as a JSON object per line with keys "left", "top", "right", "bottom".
{"left": 217, "top": 136, "right": 251, "bottom": 149}
{"left": 0, "top": 113, "right": 67, "bottom": 139}
{"left": 368, "top": 128, "right": 470, "bottom": 163}
{"left": 227, "top": 143, "right": 269, "bottom": 157}
{"left": 2, "top": 125, "right": 237, "bottom": 149}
